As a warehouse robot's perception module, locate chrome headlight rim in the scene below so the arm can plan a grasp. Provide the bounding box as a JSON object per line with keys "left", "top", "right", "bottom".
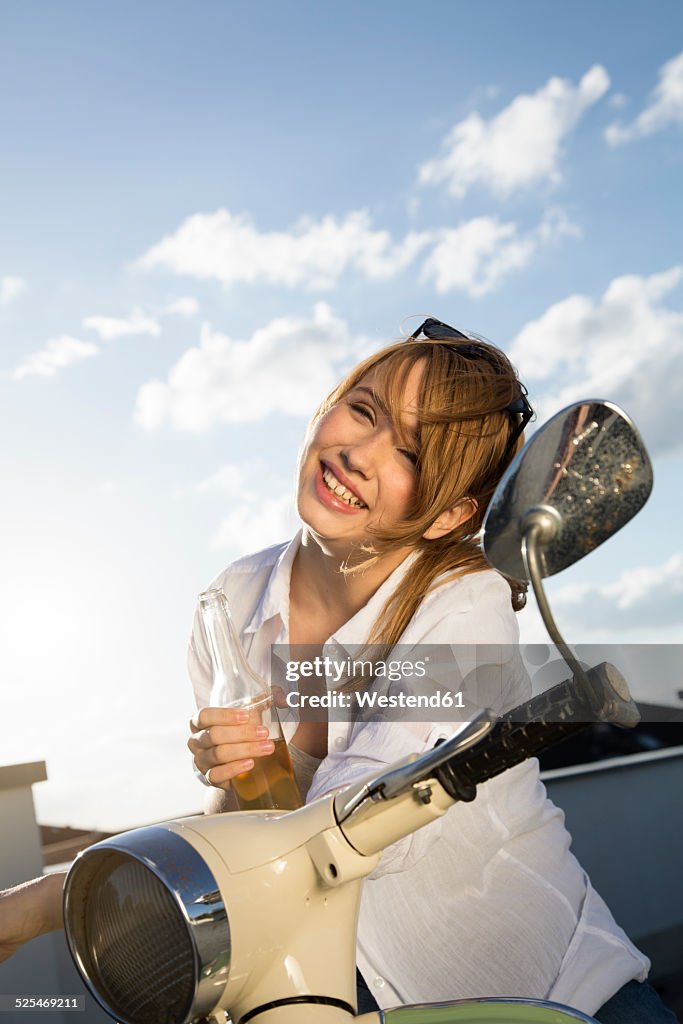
{"left": 63, "top": 825, "right": 230, "bottom": 1024}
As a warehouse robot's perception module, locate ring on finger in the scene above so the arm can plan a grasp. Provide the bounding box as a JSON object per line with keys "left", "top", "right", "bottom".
{"left": 192, "top": 757, "right": 213, "bottom": 788}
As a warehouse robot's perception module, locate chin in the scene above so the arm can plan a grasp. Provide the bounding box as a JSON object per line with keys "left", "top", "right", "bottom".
{"left": 297, "top": 502, "right": 364, "bottom": 552}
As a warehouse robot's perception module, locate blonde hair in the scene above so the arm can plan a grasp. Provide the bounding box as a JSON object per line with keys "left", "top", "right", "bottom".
{"left": 312, "top": 337, "right": 528, "bottom": 649}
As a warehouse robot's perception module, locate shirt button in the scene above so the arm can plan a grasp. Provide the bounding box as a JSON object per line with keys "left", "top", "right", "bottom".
{"left": 374, "top": 977, "right": 385, "bottom": 989}
{"left": 334, "top": 737, "right": 345, "bottom": 749}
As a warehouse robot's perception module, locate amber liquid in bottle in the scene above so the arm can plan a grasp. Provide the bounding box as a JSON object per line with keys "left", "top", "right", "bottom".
{"left": 232, "top": 741, "right": 302, "bottom": 811}
{"left": 231, "top": 695, "right": 302, "bottom": 811}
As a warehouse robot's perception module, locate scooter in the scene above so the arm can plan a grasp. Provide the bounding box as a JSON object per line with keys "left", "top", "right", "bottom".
{"left": 61, "top": 399, "right": 653, "bottom": 1024}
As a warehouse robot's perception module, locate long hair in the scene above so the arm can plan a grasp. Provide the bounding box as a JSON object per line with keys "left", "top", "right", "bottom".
{"left": 310, "top": 337, "right": 528, "bottom": 649}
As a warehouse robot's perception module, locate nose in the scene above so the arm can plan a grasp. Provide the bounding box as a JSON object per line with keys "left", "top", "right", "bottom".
{"left": 340, "top": 424, "right": 394, "bottom": 477}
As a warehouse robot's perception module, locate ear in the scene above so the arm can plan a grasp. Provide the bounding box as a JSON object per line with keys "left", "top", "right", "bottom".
{"left": 422, "top": 498, "right": 478, "bottom": 541}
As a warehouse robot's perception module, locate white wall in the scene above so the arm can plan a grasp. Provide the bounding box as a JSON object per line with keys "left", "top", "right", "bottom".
{"left": 0, "top": 764, "right": 111, "bottom": 1022}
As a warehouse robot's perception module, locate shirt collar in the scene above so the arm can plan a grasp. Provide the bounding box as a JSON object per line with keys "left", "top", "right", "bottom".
{"left": 243, "top": 531, "right": 302, "bottom": 635}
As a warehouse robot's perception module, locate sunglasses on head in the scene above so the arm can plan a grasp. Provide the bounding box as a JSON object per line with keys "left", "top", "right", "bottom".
{"left": 406, "top": 316, "right": 534, "bottom": 458}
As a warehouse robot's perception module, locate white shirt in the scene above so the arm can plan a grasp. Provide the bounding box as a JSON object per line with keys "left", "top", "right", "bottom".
{"left": 188, "top": 533, "right": 648, "bottom": 1016}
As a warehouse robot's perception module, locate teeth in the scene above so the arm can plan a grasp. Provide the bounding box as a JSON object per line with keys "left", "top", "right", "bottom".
{"left": 322, "top": 467, "right": 366, "bottom": 508}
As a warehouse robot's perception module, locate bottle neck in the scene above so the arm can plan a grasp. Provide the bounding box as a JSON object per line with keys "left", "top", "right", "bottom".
{"left": 199, "top": 589, "right": 269, "bottom": 705}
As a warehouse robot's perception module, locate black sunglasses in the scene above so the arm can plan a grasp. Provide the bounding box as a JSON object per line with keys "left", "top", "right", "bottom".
{"left": 406, "top": 316, "right": 534, "bottom": 458}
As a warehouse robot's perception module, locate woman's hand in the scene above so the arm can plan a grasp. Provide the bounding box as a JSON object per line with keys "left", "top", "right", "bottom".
{"left": 188, "top": 706, "right": 275, "bottom": 791}
{"left": 0, "top": 872, "right": 65, "bottom": 963}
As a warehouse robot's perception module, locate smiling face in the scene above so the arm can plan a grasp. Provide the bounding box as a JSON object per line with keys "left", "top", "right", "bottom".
{"left": 296, "top": 360, "right": 424, "bottom": 556}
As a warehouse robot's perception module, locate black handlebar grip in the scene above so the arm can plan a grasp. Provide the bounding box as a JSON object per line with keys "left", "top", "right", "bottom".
{"left": 435, "top": 662, "right": 640, "bottom": 802}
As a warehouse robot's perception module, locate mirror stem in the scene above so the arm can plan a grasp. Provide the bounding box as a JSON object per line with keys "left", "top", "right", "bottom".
{"left": 521, "top": 515, "right": 604, "bottom": 717}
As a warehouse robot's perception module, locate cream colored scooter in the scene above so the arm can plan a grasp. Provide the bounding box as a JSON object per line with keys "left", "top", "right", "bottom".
{"left": 62, "top": 401, "right": 653, "bottom": 1024}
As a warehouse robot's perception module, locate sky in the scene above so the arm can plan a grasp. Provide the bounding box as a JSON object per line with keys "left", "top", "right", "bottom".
{"left": 0, "top": 0, "right": 682, "bottom": 831}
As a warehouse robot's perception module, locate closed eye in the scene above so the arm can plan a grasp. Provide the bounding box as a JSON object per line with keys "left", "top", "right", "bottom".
{"left": 398, "top": 447, "right": 419, "bottom": 466}
{"left": 349, "top": 401, "right": 375, "bottom": 423}
{"left": 348, "top": 394, "right": 418, "bottom": 465}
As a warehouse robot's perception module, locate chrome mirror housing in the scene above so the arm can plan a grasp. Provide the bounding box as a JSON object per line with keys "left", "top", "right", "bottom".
{"left": 482, "top": 400, "right": 653, "bottom": 582}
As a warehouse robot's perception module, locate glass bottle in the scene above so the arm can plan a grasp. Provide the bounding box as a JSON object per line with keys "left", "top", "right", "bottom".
{"left": 198, "top": 588, "right": 302, "bottom": 811}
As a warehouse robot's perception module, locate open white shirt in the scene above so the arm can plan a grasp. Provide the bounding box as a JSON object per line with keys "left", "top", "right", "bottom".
{"left": 188, "top": 533, "right": 648, "bottom": 1016}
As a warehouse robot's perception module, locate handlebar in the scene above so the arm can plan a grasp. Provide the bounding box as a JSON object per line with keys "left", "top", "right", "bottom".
{"left": 435, "top": 662, "right": 639, "bottom": 801}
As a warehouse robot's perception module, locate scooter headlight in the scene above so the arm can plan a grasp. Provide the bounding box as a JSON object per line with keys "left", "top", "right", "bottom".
{"left": 64, "top": 826, "right": 230, "bottom": 1024}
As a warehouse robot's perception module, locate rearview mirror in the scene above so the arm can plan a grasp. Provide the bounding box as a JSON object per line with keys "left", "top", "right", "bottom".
{"left": 482, "top": 400, "right": 653, "bottom": 581}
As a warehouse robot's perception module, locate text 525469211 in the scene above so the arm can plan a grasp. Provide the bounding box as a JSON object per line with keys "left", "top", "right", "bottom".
{"left": 0, "top": 996, "right": 85, "bottom": 1012}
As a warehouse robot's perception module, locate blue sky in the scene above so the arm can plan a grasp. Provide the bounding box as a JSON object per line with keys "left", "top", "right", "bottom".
{"left": 1, "top": 0, "right": 682, "bottom": 830}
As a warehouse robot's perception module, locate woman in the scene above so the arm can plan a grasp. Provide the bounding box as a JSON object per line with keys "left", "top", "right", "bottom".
{"left": 0, "top": 320, "right": 676, "bottom": 1022}
{"left": 186, "top": 319, "right": 674, "bottom": 1022}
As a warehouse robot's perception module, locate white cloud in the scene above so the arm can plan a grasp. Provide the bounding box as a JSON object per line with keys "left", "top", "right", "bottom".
{"left": 420, "top": 209, "right": 580, "bottom": 297}
{"left": 608, "top": 92, "right": 629, "bottom": 111}
{"left": 606, "top": 50, "right": 683, "bottom": 145}
{"left": 509, "top": 266, "right": 683, "bottom": 454}
{"left": 551, "top": 554, "right": 683, "bottom": 636}
{"left": 194, "top": 463, "right": 255, "bottom": 501}
{"left": 136, "top": 208, "right": 433, "bottom": 290}
{"left": 419, "top": 65, "right": 610, "bottom": 198}
{"left": 211, "top": 495, "right": 300, "bottom": 555}
{"left": 135, "top": 200, "right": 581, "bottom": 301}
{"left": 556, "top": 554, "right": 683, "bottom": 613}
{"left": 135, "top": 303, "right": 371, "bottom": 432}
{"left": 166, "top": 296, "right": 199, "bottom": 317}
{"left": 189, "top": 461, "right": 297, "bottom": 553}
{"left": 83, "top": 307, "right": 161, "bottom": 340}
{"left": 193, "top": 462, "right": 258, "bottom": 501}
{"left": 517, "top": 554, "right": 683, "bottom": 646}
{"left": 0, "top": 275, "right": 27, "bottom": 306}
{"left": 12, "top": 336, "right": 99, "bottom": 379}
{"left": 174, "top": 463, "right": 250, "bottom": 499}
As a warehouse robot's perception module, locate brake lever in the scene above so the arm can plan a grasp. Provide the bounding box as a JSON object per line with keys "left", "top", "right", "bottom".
{"left": 334, "top": 710, "right": 495, "bottom": 824}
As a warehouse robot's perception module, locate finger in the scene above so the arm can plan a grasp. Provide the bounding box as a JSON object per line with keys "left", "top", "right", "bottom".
{"left": 189, "top": 736, "right": 275, "bottom": 770}
{"left": 191, "top": 750, "right": 210, "bottom": 777}
{"left": 190, "top": 706, "right": 251, "bottom": 733}
{"left": 205, "top": 759, "right": 255, "bottom": 790}
{"left": 188, "top": 722, "right": 271, "bottom": 752}
{"left": 212, "top": 738, "right": 275, "bottom": 766}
